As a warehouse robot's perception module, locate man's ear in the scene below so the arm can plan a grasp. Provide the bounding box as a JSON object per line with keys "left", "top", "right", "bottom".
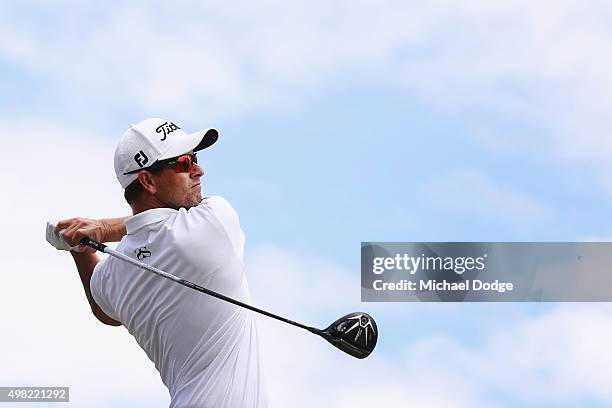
{"left": 138, "top": 171, "right": 158, "bottom": 195}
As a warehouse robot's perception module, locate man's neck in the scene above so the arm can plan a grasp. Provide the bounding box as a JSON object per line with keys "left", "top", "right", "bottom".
{"left": 130, "top": 195, "right": 169, "bottom": 215}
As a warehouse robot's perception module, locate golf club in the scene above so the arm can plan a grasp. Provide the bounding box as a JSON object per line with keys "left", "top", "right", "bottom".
{"left": 80, "top": 237, "right": 378, "bottom": 359}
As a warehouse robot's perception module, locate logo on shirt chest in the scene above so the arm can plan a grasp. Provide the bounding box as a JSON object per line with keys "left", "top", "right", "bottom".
{"left": 135, "top": 246, "right": 152, "bottom": 260}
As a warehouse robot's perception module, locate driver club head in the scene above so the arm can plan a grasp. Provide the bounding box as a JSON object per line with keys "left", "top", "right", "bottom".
{"left": 319, "top": 312, "right": 378, "bottom": 359}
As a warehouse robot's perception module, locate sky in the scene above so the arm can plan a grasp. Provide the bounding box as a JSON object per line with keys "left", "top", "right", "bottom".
{"left": 2, "top": 0, "right": 612, "bottom": 406}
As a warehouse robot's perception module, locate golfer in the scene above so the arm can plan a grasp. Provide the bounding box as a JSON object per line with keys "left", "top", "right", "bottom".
{"left": 46, "top": 118, "right": 268, "bottom": 408}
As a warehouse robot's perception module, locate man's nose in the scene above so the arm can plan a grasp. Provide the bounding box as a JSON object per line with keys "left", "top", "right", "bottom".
{"left": 191, "top": 163, "right": 204, "bottom": 178}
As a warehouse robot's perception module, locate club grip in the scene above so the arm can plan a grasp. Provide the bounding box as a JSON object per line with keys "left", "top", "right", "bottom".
{"left": 80, "top": 237, "right": 108, "bottom": 252}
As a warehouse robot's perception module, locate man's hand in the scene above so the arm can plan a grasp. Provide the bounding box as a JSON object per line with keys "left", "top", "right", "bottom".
{"left": 46, "top": 220, "right": 81, "bottom": 251}
{"left": 49, "top": 218, "right": 109, "bottom": 253}
{"left": 47, "top": 217, "right": 128, "bottom": 254}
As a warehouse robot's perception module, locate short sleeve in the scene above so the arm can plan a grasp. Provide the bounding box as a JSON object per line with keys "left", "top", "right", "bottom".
{"left": 203, "top": 196, "right": 239, "bottom": 225}
{"left": 199, "top": 196, "right": 245, "bottom": 262}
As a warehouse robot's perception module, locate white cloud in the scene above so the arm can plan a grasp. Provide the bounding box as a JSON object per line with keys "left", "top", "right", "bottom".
{"left": 0, "top": 2, "right": 605, "bottom": 117}
{"left": 258, "top": 317, "right": 483, "bottom": 408}
{"left": 4, "top": 0, "right": 612, "bottom": 191}
{"left": 465, "top": 304, "right": 612, "bottom": 404}
{"left": 419, "top": 170, "right": 551, "bottom": 224}
{"left": 246, "top": 245, "right": 361, "bottom": 319}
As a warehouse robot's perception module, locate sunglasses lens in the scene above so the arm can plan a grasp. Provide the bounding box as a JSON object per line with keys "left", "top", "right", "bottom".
{"left": 175, "top": 154, "right": 195, "bottom": 172}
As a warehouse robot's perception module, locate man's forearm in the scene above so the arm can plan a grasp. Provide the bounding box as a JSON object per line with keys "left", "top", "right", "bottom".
{"left": 100, "top": 217, "right": 129, "bottom": 242}
{"left": 54, "top": 216, "right": 129, "bottom": 248}
{"left": 71, "top": 251, "right": 121, "bottom": 326}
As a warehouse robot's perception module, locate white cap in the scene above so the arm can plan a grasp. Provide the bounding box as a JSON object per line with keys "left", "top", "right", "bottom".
{"left": 114, "top": 118, "right": 218, "bottom": 188}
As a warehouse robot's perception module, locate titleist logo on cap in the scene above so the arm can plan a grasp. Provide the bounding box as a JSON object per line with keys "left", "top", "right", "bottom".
{"left": 156, "top": 121, "right": 180, "bottom": 141}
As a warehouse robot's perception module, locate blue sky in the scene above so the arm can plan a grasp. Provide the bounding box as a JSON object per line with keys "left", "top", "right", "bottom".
{"left": 3, "top": 1, "right": 612, "bottom": 407}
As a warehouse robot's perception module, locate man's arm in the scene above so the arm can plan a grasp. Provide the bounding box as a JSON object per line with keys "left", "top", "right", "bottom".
{"left": 71, "top": 251, "right": 121, "bottom": 326}
{"left": 55, "top": 217, "right": 128, "bottom": 253}
{"left": 53, "top": 217, "right": 129, "bottom": 326}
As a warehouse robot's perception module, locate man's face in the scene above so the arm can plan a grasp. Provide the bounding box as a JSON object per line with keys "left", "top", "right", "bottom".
{"left": 151, "top": 152, "right": 204, "bottom": 210}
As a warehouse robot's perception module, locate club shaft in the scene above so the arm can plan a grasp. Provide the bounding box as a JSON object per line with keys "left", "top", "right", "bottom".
{"left": 81, "top": 238, "right": 320, "bottom": 335}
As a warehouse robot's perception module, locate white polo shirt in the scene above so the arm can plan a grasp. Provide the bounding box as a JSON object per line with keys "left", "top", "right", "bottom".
{"left": 90, "top": 196, "right": 268, "bottom": 408}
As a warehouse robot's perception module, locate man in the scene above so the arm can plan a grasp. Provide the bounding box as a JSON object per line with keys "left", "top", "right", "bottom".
{"left": 45, "top": 118, "right": 268, "bottom": 407}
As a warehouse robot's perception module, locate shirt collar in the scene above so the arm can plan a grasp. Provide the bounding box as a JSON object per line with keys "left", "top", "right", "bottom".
{"left": 126, "top": 208, "right": 176, "bottom": 234}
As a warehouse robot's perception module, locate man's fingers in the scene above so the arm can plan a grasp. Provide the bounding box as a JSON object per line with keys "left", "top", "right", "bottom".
{"left": 73, "top": 229, "right": 91, "bottom": 245}
{"left": 62, "top": 224, "right": 85, "bottom": 247}
{"left": 77, "top": 244, "right": 96, "bottom": 254}
{"left": 53, "top": 218, "right": 104, "bottom": 243}
{"left": 54, "top": 218, "right": 76, "bottom": 235}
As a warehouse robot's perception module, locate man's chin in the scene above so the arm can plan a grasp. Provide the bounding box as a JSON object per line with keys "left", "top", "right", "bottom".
{"left": 185, "top": 194, "right": 202, "bottom": 209}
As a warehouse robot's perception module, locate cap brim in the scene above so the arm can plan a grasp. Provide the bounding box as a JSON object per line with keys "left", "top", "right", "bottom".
{"left": 193, "top": 128, "right": 218, "bottom": 152}
{"left": 158, "top": 128, "right": 218, "bottom": 160}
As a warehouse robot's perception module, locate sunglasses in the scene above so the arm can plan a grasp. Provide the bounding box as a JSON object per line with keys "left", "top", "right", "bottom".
{"left": 124, "top": 153, "right": 198, "bottom": 175}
